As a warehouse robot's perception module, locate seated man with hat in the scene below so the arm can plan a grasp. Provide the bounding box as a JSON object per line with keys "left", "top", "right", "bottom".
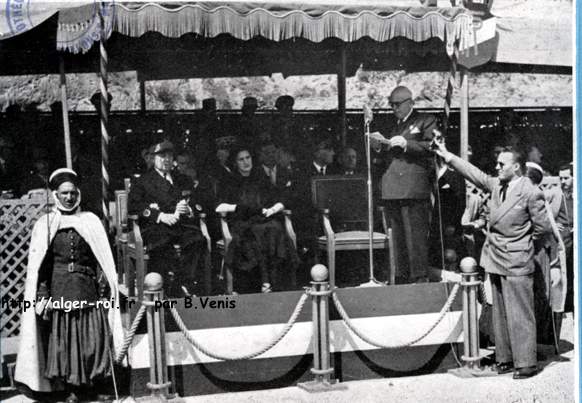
{"left": 129, "top": 139, "right": 208, "bottom": 297}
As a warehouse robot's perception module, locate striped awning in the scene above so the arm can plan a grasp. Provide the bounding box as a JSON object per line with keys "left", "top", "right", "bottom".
{"left": 52, "top": 1, "right": 475, "bottom": 54}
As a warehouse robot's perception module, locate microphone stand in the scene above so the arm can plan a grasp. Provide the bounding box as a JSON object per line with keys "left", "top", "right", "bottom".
{"left": 360, "top": 106, "right": 384, "bottom": 287}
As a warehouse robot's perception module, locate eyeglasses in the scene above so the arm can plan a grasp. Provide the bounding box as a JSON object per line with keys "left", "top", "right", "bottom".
{"left": 389, "top": 98, "right": 411, "bottom": 108}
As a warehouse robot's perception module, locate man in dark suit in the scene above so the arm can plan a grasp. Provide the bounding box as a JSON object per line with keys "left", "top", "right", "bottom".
{"left": 290, "top": 139, "right": 336, "bottom": 283}
{"left": 259, "top": 141, "right": 295, "bottom": 191}
{"left": 337, "top": 147, "right": 362, "bottom": 176}
{"left": 558, "top": 162, "right": 574, "bottom": 311}
{"left": 435, "top": 140, "right": 551, "bottom": 379}
{"left": 293, "top": 139, "right": 337, "bottom": 210}
{"left": 129, "top": 140, "right": 207, "bottom": 297}
{"left": 369, "top": 86, "right": 437, "bottom": 283}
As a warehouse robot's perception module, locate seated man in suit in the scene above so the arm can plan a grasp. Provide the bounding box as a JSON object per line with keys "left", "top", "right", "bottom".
{"left": 290, "top": 138, "right": 337, "bottom": 283}
{"left": 337, "top": 147, "right": 361, "bottom": 176}
{"left": 129, "top": 140, "right": 208, "bottom": 297}
{"left": 259, "top": 141, "right": 295, "bottom": 191}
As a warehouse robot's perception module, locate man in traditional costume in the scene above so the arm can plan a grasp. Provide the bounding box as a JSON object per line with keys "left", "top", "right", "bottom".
{"left": 14, "top": 168, "right": 124, "bottom": 402}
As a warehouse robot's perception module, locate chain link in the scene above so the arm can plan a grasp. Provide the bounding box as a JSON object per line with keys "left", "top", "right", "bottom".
{"left": 169, "top": 292, "right": 309, "bottom": 361}
{"left": 332, "top": 283, "right": 460, "bottom": 349}
{"left": 115, "top": 303, "right": 147, "bottom": 363}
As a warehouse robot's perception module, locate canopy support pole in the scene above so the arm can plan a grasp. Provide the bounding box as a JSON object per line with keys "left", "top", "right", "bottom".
{"left": 460, "top": 68, "right": 469, "bottom": 160}
{"left": 99, "top": 7, "right": 110, "bottom": 227}
{"left": 59, "top": 56, "right": 72, "bottom": 169}
{"left": 338, "top": 46, "right": 347, "bottom": 147}
{"left": 139, "top": 79, "right": 146, "bottom": 113}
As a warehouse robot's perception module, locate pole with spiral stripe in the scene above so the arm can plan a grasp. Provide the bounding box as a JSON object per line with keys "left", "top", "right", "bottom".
{"left": 442, "top": 43, "right": 459, "bottom": 133}
{"left": 99, "top": 5, "right": 110, "bottom": 229}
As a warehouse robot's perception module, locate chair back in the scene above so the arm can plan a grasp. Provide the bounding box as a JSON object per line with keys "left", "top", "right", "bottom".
{"left": 114, "top": 190, "right": 129, "bottom": 233}
{"left": 311, "top": 175, "right": 368, "bottom": 231}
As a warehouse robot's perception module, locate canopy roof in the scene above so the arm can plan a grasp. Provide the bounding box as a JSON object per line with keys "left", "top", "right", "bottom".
{"left": 1, "top": 1, "right": 570, "bottom": 68}
{"left": 1, "top": 1, "right": 475, "bottom": 53}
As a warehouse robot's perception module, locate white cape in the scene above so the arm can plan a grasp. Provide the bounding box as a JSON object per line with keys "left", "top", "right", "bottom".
{"left": 14, "top": 209, "right": 124, "bottom": 392}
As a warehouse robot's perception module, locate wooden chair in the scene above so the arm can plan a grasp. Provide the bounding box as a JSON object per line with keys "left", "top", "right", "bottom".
{"left": 117, "top": 191, "right": 212, "bottom": 298}
{"left": 311, "top": 175, "right": 395, "bottom": 288}
{"left": 113, "top": 190, "right": 130, "bottom": 295}
{"left": 217, "top": 210, "right": 297, "bottom": 295}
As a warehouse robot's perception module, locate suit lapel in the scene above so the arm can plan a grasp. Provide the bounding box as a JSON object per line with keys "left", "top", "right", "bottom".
{"left": 489, "top": 177, "right": 526, "bottom": 227}
{"left": 151, "top": 170, "right": 173, "bottom": 194}
{"left": 392, "top": 111, "right": 420, "bottom": 138}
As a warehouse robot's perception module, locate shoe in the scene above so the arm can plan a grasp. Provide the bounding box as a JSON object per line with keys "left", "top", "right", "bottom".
{"left": 513, "top": 366, "right": 538, "bottom": 379}
{"left": 481, "top": 353, "right": 496, "bottom": 366}
{"left": 496, "top": 361, "right": 514, "bottom": 374}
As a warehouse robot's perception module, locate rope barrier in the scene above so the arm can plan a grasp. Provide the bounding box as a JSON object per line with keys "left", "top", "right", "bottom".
{"left": 115, "top": 303, "right": 147, "bottom": 364}
{"left": 169, "top": 292, "right": 309, "bottom": 361}
{"left": 332, "top": 283, "right": 461, "bottom": 349}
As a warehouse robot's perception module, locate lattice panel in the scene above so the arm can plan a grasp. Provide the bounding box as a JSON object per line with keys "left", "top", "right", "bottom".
{"left": 1, "top": 197, "right": 53, "bottom": 338}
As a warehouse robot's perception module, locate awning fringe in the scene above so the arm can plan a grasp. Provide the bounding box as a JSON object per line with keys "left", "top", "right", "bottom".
{"left": 56, "top": 2, "right": 473, "bottom": 55}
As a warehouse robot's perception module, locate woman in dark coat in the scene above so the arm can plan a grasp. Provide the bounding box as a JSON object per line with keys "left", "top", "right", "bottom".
{"left": 14, "top": 168, "right": 124, "bottom": 403}
{"left": 216, "top": 147, "right": 299, "bottom": 294}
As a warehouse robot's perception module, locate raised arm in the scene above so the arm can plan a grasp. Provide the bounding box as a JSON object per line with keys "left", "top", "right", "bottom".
{"left": 433, "top": 138, "right": 497, "bottom": 194}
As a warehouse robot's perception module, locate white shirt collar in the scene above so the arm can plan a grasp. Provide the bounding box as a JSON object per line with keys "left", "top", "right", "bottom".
{"left": 262, "top": 164, "right": 276, "bottom": 174}
{"left": 313, "top": 161, "right": 326, "bottom": 174}
{"left": 155, "top": 168, "right": 172, "bottom": 180}
{"left": 400, "top": 107, "right": 414, "bottom": 124}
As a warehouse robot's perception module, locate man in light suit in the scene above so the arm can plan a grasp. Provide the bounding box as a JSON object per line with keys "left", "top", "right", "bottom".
{"left": 369, "top": 86, "right": 437, "bottom": 283}
{"left": 434, "top": 140, "right": 551, "bottom": 379}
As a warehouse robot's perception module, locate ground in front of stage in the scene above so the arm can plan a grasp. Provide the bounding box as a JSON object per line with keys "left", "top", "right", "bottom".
{"left": 3, "top": 313, "right": 575, "bottom": 403}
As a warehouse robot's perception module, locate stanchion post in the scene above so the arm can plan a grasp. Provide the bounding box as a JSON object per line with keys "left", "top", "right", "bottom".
{"left": 298, "top": 265, "right": 346, "bottom": 392}
{"left": 449, "top": 257, "right": 497, "bottom": 378}
{"left": 459, "top": 257, "right": 481, "bottom": 370}
{"left": 139, "top": 273, "right": 183, "bottom": 403}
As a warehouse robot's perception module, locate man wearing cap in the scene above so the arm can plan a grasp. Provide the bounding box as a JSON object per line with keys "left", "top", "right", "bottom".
{"left": 239, "top": 96, "right": 261, "bottom": 148}
{"left": 369, "top": 86, "right": 437, "bottom": 283}
{"left": 272, "top": 95, "right": 307, "bottom": 164}
{"left": 129, "top": 140, "right": 207, "bottom": 297}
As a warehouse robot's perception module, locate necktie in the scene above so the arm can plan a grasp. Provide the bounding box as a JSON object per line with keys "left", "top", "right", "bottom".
{"left": 500, "top": 182, "right": 508, "bottom": 202}
{"left": 269, "top": 167, "right": 276, "bottom": 185}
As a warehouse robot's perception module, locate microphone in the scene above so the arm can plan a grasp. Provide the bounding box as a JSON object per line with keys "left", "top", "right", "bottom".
{"left": 181, "top": 190, "right": 192, "bottom": 204}
{"left": 430, "top": 129, "right": 444, "bottom": 150}
{"left": 363, "top": 105, "right": 374, "bottom": 126}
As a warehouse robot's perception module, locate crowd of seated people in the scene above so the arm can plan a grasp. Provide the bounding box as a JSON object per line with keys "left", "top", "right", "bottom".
{"left": 0, "top": 97, "right": 574, "bottom": 308}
